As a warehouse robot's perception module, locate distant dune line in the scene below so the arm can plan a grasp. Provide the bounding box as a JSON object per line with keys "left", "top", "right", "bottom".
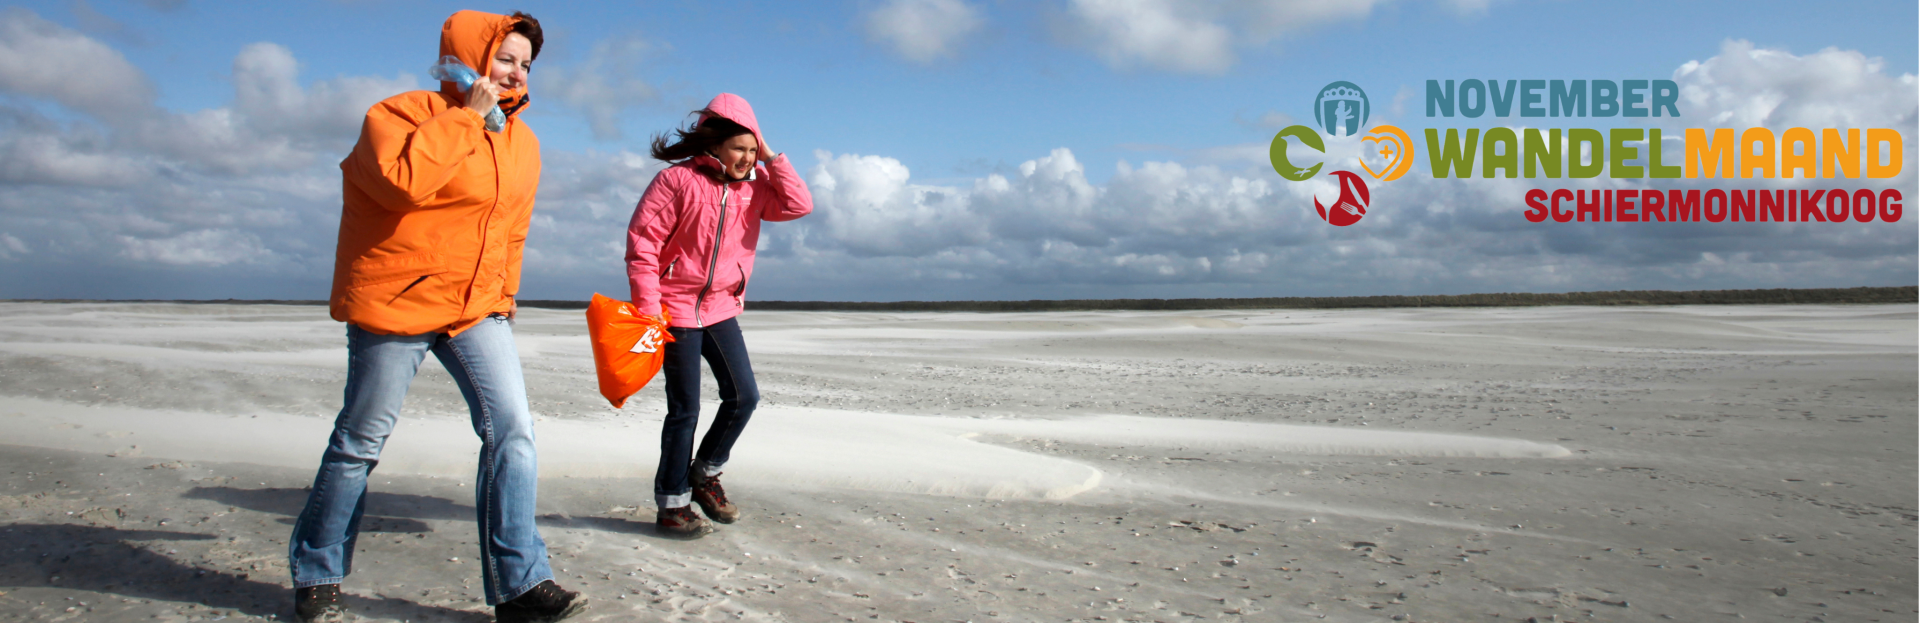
{"left": 5, "top": 285, "right": 1914, "bottom": 311}
{"left": 744, "top": 286, "right": 1918, "bottom": 312}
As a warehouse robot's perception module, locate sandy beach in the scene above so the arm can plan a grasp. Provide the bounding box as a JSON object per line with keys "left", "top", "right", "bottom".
{"left": 0, "top": 301, "right": 1912, "bottom": 622}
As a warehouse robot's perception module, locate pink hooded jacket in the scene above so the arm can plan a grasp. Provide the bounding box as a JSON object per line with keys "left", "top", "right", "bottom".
{"left": 626, "top": 93, "right": 813, "bottom": 328}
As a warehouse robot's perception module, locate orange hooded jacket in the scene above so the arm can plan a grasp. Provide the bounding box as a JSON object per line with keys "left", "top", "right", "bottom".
{"left": 328, "top": 10, "right": 539, "bottom": 336}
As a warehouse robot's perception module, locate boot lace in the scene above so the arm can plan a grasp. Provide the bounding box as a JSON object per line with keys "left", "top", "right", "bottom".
{"left": 696, "top": 472, "right": 730, "bottom": 506}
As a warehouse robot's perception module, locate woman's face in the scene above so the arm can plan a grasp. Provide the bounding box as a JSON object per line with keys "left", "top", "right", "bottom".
{"left": 489, "top": 32, "right": 533, "bottom": 93}
{"left": 711, "top": 133, "right": 758, "bottom": 180}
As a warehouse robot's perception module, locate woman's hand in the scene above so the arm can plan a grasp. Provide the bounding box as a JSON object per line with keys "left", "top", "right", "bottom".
{"left": 466, "top": 77, "right": 501, "bottom": 117}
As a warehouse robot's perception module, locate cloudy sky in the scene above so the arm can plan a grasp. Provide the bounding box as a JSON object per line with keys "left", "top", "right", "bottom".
{"left": 0, "top": 0, "right": 1914, "bottom": 302}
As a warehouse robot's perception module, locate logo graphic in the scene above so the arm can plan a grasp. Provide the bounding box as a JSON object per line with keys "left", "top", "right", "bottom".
{"left": 1271, "top": 81, "right": 1400, "bottom": 225}
{"left": 1314, "top": 81, "right": 1369, "bottom": 137}
{"left": 1314, "top": 171, "right": 1371, "bottom": 227}
{"left": 1359, "top": 124, "right": 1414, "bottom": 182}
{"left": 1268, "top": 125, "right": 1325, "bottom": 182}
{"left": 630, "top": 326, "right": 664, "bottom": 354}
{"left": 1276, "top": 77, "right": 1906, "bottom": 226}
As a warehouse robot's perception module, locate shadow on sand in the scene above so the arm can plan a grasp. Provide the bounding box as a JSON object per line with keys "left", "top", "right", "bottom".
{"left": 184, "top": 486, "right": 674, "bottom": 538}
{"left": 0, "top": 523, "right": 491, "bottom": 621}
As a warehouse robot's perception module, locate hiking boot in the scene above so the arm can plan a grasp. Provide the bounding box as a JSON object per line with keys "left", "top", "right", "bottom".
{"left": 496, "top": 580, "right": 588, "bottom": 623}
{"left": 690, "top": 467, "right": 740, "bottom": 524}
{"left": 293, "top": 584, "right": 347, "bottom": 623}
{"left": 656, "top": 505, "right": 713, "bottom": 538}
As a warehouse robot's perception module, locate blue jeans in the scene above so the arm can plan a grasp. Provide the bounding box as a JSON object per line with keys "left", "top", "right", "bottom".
{"left": 288, "top": 316, "right": 552, "bottom": 605}
{"left": 656, "top": 317, "right": 759, "bottom": 508}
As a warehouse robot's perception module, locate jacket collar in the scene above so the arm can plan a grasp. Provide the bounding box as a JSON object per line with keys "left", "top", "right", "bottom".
{"left": 693, "top": 153, "right": 758, "bottom": 184}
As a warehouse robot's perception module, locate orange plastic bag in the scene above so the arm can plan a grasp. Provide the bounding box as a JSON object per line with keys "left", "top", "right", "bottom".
{"left": 586, "top": 293, "right": 675, "bottom": 408}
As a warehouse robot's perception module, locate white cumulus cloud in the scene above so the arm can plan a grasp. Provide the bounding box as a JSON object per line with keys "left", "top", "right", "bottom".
{"left": 863, "top": 0, "right": 986, "bottom": 64}
{"left": 232, "top": 42, "right": 420, "bottom": 144}
{"left": 1673, "top": 39, "right": 1919, "bottom": 131}
{"left": 0, "top": 7, "right": 154, "bottom": 118}
{"left": 809, "top": 150, "right": 990, "bottom": 256}
{"left": 534, "top": 34, "right": 661, "bottom": 141}
{"left": 1058, "top": 0, "right": 1384, "bottom": 74}
{"left": 0, "top": 8, "right": 422, "bottom": 295}
{"left": 765, "top": 146, "right": 1311, "bottom": 295}
{"left": 1061, "top": 0, "right": 1235, "bottom": 74}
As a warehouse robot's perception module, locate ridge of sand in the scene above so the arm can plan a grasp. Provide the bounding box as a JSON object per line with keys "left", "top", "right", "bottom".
{"left": 1, "top": 399, "right": 1568, "bottom": 501}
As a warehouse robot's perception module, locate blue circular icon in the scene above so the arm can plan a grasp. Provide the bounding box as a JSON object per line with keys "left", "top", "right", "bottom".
{"left": 1313, "top": 81, "right": 1369, "bottom": 138}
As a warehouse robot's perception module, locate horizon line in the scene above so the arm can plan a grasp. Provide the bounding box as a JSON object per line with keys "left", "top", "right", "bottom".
{"left": 4, "top": 285, "right": 1913, "bottom": 312}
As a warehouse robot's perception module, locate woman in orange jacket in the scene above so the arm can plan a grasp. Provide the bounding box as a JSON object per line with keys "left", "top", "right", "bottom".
{"left": 288, "top": 10, "right": 583, "bottom": 623}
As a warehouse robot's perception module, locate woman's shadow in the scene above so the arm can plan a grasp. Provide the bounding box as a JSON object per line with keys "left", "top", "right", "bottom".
{"left": 0, "top": 523, "right": 491, "bottom": 621}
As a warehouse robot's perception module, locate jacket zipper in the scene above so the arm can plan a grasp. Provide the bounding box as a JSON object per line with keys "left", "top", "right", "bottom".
{"left": 693, "top": 184, "right": 731, "bottom": 327}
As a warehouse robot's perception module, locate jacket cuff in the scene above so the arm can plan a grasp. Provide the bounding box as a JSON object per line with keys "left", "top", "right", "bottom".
{"left": 631, "top": 294, "right": 660, "bottom": 316}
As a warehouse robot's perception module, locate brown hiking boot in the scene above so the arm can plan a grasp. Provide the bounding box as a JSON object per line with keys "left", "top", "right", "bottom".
{"left": 691, "top": 468, "right": 740, "bottom": 523}
{"left": 293, "top": 584, "right": 347, "bottom": 623}
{"left": 656, "top": 505, "right": 712, "bottom": 538}
{"left": 496, "top": 579, "right": 588, "bottom": 623}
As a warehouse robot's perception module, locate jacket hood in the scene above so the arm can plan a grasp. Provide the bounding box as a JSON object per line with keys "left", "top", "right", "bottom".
{"left": 697, "top": 93, "right": 762, "bottom": 144}
{"left": 691, "top": 93, "right": 763, "bottom": 181}
{"left": 437, "top": 10, "right": 530, "bottom": 112}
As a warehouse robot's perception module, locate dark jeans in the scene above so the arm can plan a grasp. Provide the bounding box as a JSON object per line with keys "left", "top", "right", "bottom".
{"left": 655, "top": 317, "right": 759, "bottom": 508}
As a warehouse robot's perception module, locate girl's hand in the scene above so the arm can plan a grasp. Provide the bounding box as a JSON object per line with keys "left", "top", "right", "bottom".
{"left": 466, "top": 78, "right": 501, "bottom": 117}
{"left": 757, "top": 134, "right": 775, "bottom": 162}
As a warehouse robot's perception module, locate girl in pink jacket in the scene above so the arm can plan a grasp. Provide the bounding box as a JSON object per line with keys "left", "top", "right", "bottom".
{"left": 625, "top": 93, "right": 812, "bottom": 536}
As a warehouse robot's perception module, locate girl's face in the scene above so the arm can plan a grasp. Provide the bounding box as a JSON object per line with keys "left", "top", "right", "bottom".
{"left": 489, "top": 32, "right": 533, "bottom": 93}
{"left": 711, "top": 133, "right": 758, "bottom": 180}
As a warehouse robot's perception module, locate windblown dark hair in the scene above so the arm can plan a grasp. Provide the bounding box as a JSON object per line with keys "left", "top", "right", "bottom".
{"left": 509, "top": 11, "right": 543, "bottom": 60}
{"left": 650, "top": 110, "right": 753, "bottom": 164}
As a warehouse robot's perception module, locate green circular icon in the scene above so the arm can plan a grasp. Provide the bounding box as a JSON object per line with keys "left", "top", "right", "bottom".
{"left": 1270, "top": 125, "right": 1325, "bottom": 182}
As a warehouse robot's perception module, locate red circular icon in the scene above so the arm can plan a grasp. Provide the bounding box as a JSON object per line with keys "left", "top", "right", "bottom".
{"left": 1313, "top": 170, "right": 1372, "bottom": 226}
